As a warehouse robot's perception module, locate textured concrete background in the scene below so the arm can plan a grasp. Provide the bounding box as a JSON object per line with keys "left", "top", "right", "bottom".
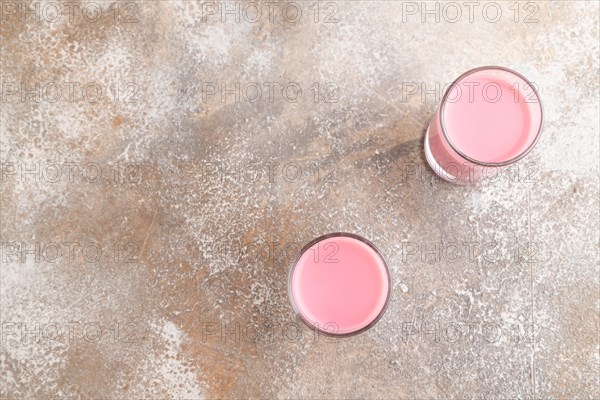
{"left": 1, "top": 0, "right": 598, "bottom": 398}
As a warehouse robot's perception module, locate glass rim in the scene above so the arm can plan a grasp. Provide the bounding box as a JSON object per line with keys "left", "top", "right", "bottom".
{"left": 287, "top": 232, "right": 392, "bottom": 338}
{"left": 439, "top": 65, "right": 544, "bottom": 167}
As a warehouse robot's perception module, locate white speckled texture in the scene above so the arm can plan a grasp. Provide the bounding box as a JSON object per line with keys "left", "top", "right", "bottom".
{"left": 1, "top": 1, "right": 598, "bottom": 398}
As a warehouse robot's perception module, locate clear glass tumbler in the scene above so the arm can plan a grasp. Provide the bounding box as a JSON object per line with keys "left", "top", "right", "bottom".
{"left": 424, "top": 66, "right": 543, "bottom": 184}
{"left": 288, "top": 233, "right": 391, "bottom": 337}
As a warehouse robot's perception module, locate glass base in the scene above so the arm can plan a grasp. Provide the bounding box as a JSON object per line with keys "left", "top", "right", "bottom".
{"left": 424, "top": 127, "right": 460, "bottom": 183}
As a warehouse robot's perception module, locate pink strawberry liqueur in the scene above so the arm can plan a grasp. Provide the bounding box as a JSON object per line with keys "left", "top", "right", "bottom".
{"left": 425, "top": 66, "right": 543, "bottom": 183}
{"left": 289, "top": 234, "right": 390, "bottom": 336}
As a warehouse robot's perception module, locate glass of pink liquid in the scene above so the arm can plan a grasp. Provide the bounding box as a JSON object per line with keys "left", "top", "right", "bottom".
{"left": 424, "top": 66, "right": 543, "bottom": 184}
{"left": 288, "top": 233, "right": 391, "bottom": 336}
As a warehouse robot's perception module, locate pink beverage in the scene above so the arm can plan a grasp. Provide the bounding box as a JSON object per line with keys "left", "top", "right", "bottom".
{"left": 424, "top": 66, "right": 543, "bottom": 184}
{"left": 288, "top": 233, "right": 391, "bottom": 336}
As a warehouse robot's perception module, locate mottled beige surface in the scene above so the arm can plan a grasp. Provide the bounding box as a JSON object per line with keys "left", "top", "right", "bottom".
{"left": 1, "top": 1, "right": 599, "bottom": 399}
